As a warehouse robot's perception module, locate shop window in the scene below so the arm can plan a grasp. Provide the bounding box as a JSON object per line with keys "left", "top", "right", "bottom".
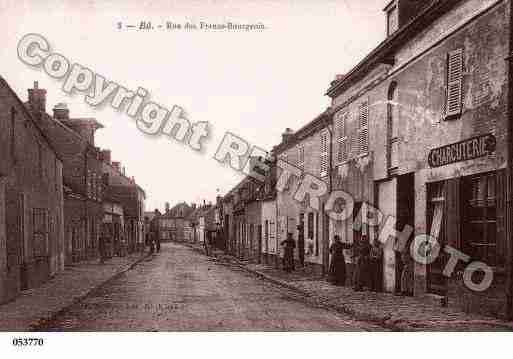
{"left": 462, "top": 173, "right": 497, "bottom": 266}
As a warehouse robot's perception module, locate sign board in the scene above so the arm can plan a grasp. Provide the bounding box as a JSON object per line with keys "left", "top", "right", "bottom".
{"left": 428, "top": 134, "right": 496, "bottom": 168}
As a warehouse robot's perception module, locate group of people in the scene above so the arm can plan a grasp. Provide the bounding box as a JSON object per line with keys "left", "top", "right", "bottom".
{"left": 329, "top": 234, "right": 413, "bottom": 295}
{"left": 281, "top": 231, "right": 413, "bottom": 295}
{"left": 328, "top": 234, "right": 382, "bottom": 291}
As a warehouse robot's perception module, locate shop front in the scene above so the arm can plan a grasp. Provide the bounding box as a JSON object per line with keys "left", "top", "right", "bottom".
{"left": 416, "top": 134, "right": 507, "bottom": 317}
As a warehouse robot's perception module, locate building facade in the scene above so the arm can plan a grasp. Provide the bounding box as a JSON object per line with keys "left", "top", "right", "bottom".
{"left": 326, "top": 0, "right": 512, "bottom": 317}
{"left": 0, "top": 77, "right": 65, "bottom": 304}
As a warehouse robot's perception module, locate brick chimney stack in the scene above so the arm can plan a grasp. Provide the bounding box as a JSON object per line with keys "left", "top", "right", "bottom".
{"left": 28, "top": 81, "right": 47, "bottom": 114}
{"left": 53, "top": 102, "right": 70, "bottom": 120}
{"left": 281, "top": 128, "right": 294, "bottom": 144}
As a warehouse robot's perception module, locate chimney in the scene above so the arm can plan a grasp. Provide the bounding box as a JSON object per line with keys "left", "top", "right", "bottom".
{"left": 101, "top": 150, "right": 111, "bottom": 164}
{"left": 28, "top": 81, "right": 47, "bottom": 114}
{"left": 165, "top": 202, "right": 170, "bottom": 214}
{"left": 330, "top": 74, "right": 346, "bottom": 86}
{"left": 191, "top": 203, "right": 197, "bottom": 210}
{"left": 112, "top": 161, "right": 120, "bottom": 172}
{"left": 281, "top": 128, "right": 294, "bottom": 144}
{"left": 384, "top": 0, "right": 426, "bottom": 37}
{"left": 53, "top": 102, "right": 69, "bottom": 120}
{"left": 122, "top": 166, "right": 126, "bottom": 175}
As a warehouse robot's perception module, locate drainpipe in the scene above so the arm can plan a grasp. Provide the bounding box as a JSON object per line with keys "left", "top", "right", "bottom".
{"left": 506, "top": 0, "right": 513, "bottom": 320}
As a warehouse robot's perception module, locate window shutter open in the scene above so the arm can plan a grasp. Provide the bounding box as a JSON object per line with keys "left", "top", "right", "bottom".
{"left": 320, "top": 132, "right": 328, "bottom": 176}
{"left": 358, "top": 101, "right": 369, "bottom": 154}
{"left": 446, "top": 48, "right": 463, "bottom": 118}
{"left": 335, "top": 109, "right": 348, "bottom": 163}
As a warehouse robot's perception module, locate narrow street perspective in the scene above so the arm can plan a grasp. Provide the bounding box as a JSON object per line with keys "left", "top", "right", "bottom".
{"left": 35, "top": 243, "right": 384, "bottom": 331}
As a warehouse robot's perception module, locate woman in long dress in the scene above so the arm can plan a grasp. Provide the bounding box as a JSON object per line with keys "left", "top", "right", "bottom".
{"left": 281, "top": 232, "right": 296, "bottom": 272}
{"left": 329, "top": 235, "right": 351, "bottom": 286}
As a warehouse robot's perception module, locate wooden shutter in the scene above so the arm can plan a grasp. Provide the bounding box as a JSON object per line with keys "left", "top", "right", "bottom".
{"left": 320, "top": 131, "right": 328, "bottom": 176}
{"left": 335, "top": 110, "right": 348, "bottom": 163}
{"left": 445, "top": 178, "right": 460, "bottom": 250}
{"left": 358, "top": 101, "right": 369, "bottom": 153}
{"left": 445, "top": 48, "right": 463, "bottom": 118}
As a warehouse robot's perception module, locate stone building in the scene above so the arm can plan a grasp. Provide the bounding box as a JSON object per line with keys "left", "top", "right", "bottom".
{"left": 30, "top": 91, "right": 104, "bottom": 265}
{"left": 326, "top": 0, "right": 513, "bottom": 317}
{"left": 260, "top": 156, "right": 278, "bottom": 266}
{"left": 274, "top": 115, "right": 331, "bottom": 274}
{"left": 100, "top": 154, "right": 146, "bottom": 253}
{"left": 221, "top": 157, "right": 274, "bottom": 262}
{"left": 0, "top": 77, "right": 65, "bottom": 303}
{"left": 157, "top": 202, "right": 193, "bottom": 242}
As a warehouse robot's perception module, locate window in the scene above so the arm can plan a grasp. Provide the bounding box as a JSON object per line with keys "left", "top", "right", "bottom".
{"left": 462, "top": 173, "right": 497, "bottom": 265}
{"left": 10, "top": 107, "right": 16, "bottom": 164}
{"left": 38, "top": 142, "right": 43, "bottom": 178}
{"left": 320, "top": 131, "right": 329, "bottom": 177}
{"left": 315, "top": 213, "right": 319, "bottom": 256}
{"left": 335, "top": 109, "right": 348, "bottom": 163}
{"left": 87, "top": 170, "right": 92, "bottom": 198}
{"left": 33, "top": 208, "right": 49, "bottom": 257}
{"left": 298, "top": 145, "right": 305, "bottom": 170}
{"left": 358, "top": 101, "right": 369, "bottom": 154}
{"left": 445, "top": 48, "right": 464, "bottom": 119}
{"left": 387, "top": 5, "right": 399, "bottom": 36}
{"left": 387, "top": 82, "right": 399, "bottom": 169}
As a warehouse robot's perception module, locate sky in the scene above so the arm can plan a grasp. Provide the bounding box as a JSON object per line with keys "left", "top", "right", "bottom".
{"left": 0, "top": 0, "right": 387, "bottom": 211}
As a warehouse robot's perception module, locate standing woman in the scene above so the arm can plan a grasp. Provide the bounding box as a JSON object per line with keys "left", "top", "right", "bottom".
{"left": 329, "top": 235, "right": 351, "bottom": 286}
{"left": 280, "top": 232, "right": 296, "bottom": 272}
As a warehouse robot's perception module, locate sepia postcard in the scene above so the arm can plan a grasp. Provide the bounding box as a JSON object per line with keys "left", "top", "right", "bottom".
{"left": 1, "top": 0, "right": 512, "bottom": 357}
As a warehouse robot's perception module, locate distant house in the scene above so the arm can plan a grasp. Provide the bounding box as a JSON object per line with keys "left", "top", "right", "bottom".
{"left": 158, "top": 202, "right": 194, "bottom": 242}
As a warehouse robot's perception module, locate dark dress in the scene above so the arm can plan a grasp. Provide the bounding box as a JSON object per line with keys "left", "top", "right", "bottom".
{"left": 329, "top": 241, "right": 350, "bottom": 285}
{"left": 281, "top": 238, "right": 296, "bottom": 272}
{"left": 353, "top": 239, "right": 371, "bottom": 290}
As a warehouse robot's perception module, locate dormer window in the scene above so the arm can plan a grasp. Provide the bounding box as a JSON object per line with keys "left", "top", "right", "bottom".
{"left": 386, "top": 2, "right": 399, "bottom": 36}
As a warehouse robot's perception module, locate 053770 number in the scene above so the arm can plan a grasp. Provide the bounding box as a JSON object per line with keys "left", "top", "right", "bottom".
{"left": 12, "top": 338, "right": 44, "bottom": 346}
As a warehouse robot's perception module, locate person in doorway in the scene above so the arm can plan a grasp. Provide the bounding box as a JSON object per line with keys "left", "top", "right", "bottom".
{"left": 369, "top": 240, "right": 383, "bottom": 292}
{"left": 353, "top": 234, "right": 371, "bottom": 291}
{"left": 280, "top": 232, "right": 296, "bottom": 272}
{"left": 328, "top": 235, "right": 351, "bottom": 286}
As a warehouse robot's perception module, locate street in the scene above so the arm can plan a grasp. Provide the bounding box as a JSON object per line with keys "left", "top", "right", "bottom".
{"left": 36, "top": 243, "right": 384, "bottom": 331}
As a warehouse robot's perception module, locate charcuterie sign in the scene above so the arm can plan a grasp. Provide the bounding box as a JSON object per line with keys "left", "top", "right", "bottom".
{"left": 428, "top": 134, "right": 496, "bottom": 168}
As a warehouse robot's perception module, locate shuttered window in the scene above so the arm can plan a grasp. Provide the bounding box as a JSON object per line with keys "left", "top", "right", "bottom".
{"left": 298, "top": 145, "right": 305, "bottom": 170}
{"left": 445, "top": 48, "right": 463, "bottom": 119}
{"left": 335, "top": 109, "right": 348, "bottom": 163}
{"left": 358, "top": 101, "right": 369, "bottom": 154}
{"left": 320, "top": 131, "right": 329, "bottom": 177}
